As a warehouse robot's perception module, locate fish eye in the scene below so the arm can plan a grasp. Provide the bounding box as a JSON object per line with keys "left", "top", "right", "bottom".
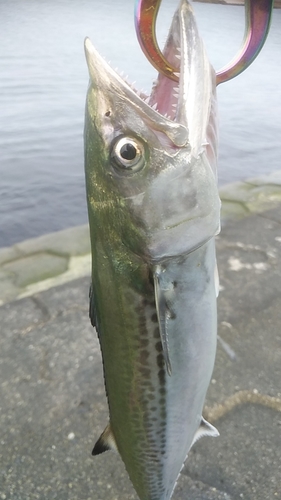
{"left": 111, "top": 136, "right": 145, "bottom": 173}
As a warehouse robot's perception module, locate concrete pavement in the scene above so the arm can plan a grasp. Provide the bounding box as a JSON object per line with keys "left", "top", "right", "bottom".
{"left": 0, "top": 172, "right": 281, "bottom": 499}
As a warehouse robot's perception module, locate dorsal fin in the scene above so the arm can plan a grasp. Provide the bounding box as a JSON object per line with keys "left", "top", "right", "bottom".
{"left": 92, "top": 424, "right": 118, "bottom": 456}
{"left": 190, "top": 417, "right": 219, "bottom": 449}
{"left": 153, "top": 266, "right": 172, "bottom": 376}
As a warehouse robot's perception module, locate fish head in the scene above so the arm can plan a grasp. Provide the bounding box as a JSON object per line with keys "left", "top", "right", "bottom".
{"left": 84, "top": 0, "right": 221, "bottom": 263}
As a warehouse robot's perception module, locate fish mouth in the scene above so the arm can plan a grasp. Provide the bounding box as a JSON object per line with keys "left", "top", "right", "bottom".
{"left": 84, "top": 0, "right": 215, "bottom": 150}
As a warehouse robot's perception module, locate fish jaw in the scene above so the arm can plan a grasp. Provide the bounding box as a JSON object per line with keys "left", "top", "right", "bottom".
{"left": 84, "top": 0, "right": 220, "bottom": 264}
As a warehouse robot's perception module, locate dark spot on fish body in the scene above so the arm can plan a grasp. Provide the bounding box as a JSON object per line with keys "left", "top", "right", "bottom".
{"left": 139, "top": 367, "right": 151, "bottom": 377}
{"left": 150, "top": 406, "right": 158, "bottom": 412}
{"left": 155, "top": 341, "right": 163, "bottom": 353}
{"left": 155, "top": 430, "right": 162, "bottom": 438}
{"left": 142, "top": 298, "right": 151, "bottom": 307}
{"left": 139, "top": 349, "right": 150, "bottom": 365}
{"left": 148, "top": 269, "right": 154, "bottom": 288}
{"left": 157, "top": 354, "right": 165, "bottom": 369}
{"left": 139, "top": 326, "right": 148, "bottom": 337}
{"left": 153, "top": 327, "right": 160, "bottom": 339}
{"left": 139, "top": 338, "right": 149, "bottom": 348}
{"left": 160, "top": 408, "right": 167, "bottom": 420}
{"left": 151, "top": 312, "right": 158, "bottom": 323}
{"left": 158, "top": 369, "right": 166, "bottom": 386}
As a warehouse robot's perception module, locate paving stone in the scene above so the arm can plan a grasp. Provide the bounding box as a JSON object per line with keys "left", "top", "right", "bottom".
{"left": 219, "top": 182, "right": 256, "bottom": 204}
{"left": 0, "top": 245, "right": 23, "bottom": 265}
{"left": 245, "top": 185, "right": 281, "bottom": 213}
{"left": 220, "top": 181, "right": 281, "bottom": 209}
{"left": 0, "top": 269, "right": 22, "bottom": 305}
{"left": 3, "top": 252, "right": 68, "bottom": 287}
{"left": 247, "top": 170, "right": 281, "bottom": 187}
{"left": 220, "top": 200, "right": 249, "bottom": 224}
{"left": 15, "top": 224, "right": 90, "bottom": 257}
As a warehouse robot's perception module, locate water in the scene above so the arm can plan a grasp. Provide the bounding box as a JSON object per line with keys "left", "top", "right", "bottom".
{"left": 0, "top": 0, "right": 280, "bottom": 248}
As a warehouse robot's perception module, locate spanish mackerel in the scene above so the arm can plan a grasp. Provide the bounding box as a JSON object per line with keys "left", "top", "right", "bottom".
{"left": 84, "top": 1, "right": 221, "bottom": 499}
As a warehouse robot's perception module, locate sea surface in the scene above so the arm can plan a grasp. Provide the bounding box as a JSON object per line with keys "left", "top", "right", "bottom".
{"left": 1, "top": 0, "right": 280, "bottom": 247}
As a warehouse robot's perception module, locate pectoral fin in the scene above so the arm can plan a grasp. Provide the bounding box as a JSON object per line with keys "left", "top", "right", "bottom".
{"left": 190, "top": 417, "right": 219, "bottom": 449}
{"left": 92, "top": 424, "right": 118, "bottom": 456}
{"left": 153, "top": 266, "right": 172, "bottom": 376}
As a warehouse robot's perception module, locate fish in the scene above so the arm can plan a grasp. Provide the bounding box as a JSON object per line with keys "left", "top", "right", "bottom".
{"left": 84, "top": 1, "right": 221, "bottom": 499}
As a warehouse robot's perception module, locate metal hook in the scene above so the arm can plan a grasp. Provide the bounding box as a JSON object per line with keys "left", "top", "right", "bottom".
{"left": 134, "top": 0, "right": 274, "bottom": 86}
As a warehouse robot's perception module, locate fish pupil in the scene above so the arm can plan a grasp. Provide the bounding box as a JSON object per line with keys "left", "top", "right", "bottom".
{"left": 120, "top": 143, "right": 137, "bottom": 161}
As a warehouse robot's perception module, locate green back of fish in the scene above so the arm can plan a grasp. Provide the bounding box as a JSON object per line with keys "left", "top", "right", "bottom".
{"left": 85, "top": 92, "right": 163, "bottom": 498}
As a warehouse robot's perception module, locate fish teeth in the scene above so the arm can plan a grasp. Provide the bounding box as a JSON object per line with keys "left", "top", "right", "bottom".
{"left": 151, "top": 103, "right": 158, "bottom": 110}
{"left": 175, "top": 54, "right": 181, "bottom": 60}
{"left": 174, "top": 72, "right": 180, "bottom": 78}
